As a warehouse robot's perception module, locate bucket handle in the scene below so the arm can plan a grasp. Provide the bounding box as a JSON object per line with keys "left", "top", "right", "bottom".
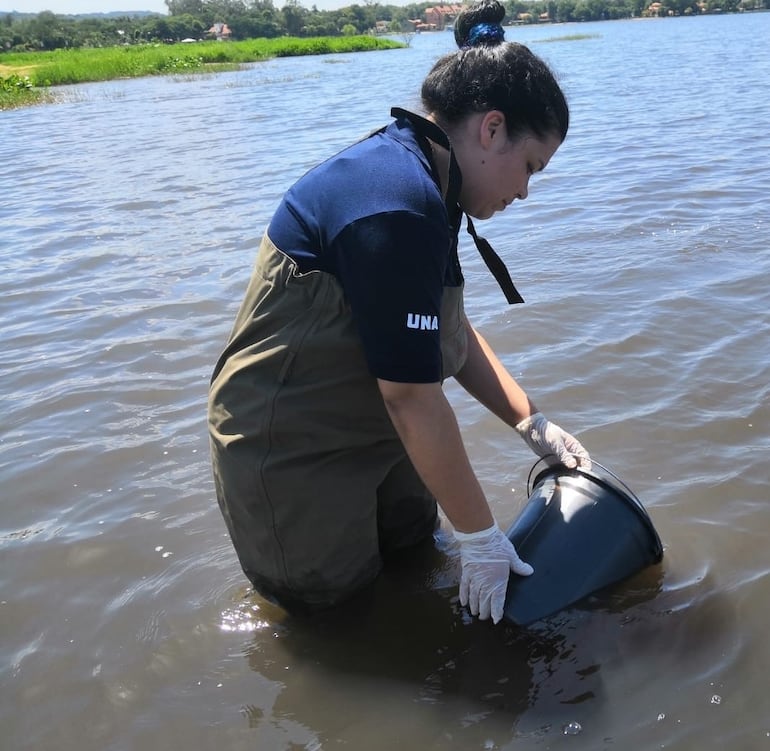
{"left": 526, "top": 455, "right": 645, "bottom": 513}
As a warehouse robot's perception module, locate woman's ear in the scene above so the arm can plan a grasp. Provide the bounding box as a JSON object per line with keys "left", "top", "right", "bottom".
{"left": 480, "top": 110, "right": 506, "bottom": 150}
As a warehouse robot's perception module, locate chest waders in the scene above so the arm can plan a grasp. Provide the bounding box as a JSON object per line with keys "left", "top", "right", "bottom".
{"left": 208, "top": 110, "right": 519, "bottom": 612}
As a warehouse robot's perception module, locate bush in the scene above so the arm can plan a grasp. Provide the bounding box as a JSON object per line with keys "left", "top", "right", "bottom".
{"left": 0, "top": 73, "right": 44, "bottom": 107}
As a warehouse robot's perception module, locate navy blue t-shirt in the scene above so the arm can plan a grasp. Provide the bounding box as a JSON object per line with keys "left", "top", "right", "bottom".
{"left": 268, "top": 116, "right": 463, "bottom": 383}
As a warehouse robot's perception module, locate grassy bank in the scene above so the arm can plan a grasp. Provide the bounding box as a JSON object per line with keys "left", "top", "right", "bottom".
{"left": 0, "top": 35, "right": 402, "bottom": 110}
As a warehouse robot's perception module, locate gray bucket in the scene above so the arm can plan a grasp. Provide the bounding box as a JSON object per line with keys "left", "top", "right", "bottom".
{"left": 503, "top": 460, "right": 663, "bottom": 626}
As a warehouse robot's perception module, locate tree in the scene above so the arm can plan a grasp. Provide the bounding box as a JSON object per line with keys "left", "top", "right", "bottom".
{"left": 167, "top": 13, "right": 206, "bottom": 38}
{"left": 281, "top": 0, "right": 307, "bottom": 35}
{"left": 28, "top": 10, "right": 68, "bottom": 50}
{"left": 166, "top": 0, "right": 206, "bottom": 16}
{"left": 145, "top": 15, "right": 173, "bottom": 41}
{"left": 554, "top": 0, "right": 578, "bottom": 21}
{"left": 389, "top": 7, "right": 412, "bottom": 31}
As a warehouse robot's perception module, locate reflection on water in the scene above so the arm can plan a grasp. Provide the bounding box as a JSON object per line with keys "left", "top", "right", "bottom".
{"left": 231, "top": 548, "right": 674, "bottom": 749}
{"left": 2, "top": 12, "right": 770, "bottom": 751}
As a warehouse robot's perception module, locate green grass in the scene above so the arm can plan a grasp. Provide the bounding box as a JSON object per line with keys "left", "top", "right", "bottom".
{"left": 0, "top": 35, "right": 403, "bottom": 109}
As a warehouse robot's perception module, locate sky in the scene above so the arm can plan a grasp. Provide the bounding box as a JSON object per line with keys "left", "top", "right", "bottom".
{"left": 4, "top": 0, "right": 401, "bottom": 13}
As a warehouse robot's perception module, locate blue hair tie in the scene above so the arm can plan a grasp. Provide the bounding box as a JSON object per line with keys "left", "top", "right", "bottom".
{"left": 466, "top": 22, "right": 505, "bottom": 47}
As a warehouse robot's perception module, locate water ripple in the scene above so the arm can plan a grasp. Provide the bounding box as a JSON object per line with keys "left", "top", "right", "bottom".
{"left": 2, "top": 14, "right": 770, "bottom": 751}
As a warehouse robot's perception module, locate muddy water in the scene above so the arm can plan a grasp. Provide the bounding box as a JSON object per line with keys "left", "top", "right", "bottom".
{"left": 2, "top": 14, "right": 769, "bottom": 750}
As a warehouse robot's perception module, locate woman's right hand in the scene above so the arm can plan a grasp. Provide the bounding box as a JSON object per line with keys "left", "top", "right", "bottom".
{"left": 453, "top": 524, "right": 533, "bottom": 624}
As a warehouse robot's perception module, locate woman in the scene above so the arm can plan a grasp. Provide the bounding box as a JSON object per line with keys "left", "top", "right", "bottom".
{"left": 208, "top": 0, "right": 591, "bottom": 625}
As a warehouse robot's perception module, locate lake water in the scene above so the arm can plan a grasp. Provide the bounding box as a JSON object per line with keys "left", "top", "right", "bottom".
{"left": 2, "top": 13, "right": 769, "bottom": 750}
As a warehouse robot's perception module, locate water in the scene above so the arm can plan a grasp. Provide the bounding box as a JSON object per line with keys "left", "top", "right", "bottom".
{"left": 2, "top": 14, "right": 769, "bottom": 750}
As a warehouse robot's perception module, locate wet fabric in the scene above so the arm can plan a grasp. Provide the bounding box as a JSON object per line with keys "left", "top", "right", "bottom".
{"left": 208, "top": 110, "right": 473, "bottom": 611}
{"left": 209, "top": 235, "right": 468, "bottom": 610}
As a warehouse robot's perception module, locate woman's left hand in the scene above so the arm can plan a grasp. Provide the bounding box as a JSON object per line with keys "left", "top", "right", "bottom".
{"left": 515, "top": 412, "right": 592, "bottom": 469}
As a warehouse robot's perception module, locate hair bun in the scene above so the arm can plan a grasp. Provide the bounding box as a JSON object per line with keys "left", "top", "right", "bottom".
{"left": 454, "top": 0, "right": 507, "bottom": 48}
{"left": 465, "top": 23, "right": 505, "bottom": 47}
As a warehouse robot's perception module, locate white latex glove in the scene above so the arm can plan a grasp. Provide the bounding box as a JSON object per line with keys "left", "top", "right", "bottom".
{"left": 515, "top": 412, "right": 592, "bottom": 470}
{"left": 453, "top": 524, "right": 534, "bottom": 624}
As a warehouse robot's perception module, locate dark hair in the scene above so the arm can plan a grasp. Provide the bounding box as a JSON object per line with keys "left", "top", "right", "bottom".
{"left": 421, "top": 0, "right": 569, "bottom": 142}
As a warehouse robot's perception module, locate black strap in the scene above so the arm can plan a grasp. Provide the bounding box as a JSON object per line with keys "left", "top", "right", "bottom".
{"left": 465, "top": 216, "right": 525, "bottom": 304}
{"left": 390, "top": 107, "right": 524, "bottom": 305}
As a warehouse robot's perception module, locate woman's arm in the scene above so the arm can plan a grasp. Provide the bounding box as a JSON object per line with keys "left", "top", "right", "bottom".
{"left": 377, "top": 378, "right": 494, "bottom": 534}
{"left": 456, "top": 319, "right": 592, "bottom": 469}
{"left": 377, "top": 375, "right": 534, "bottom": 624}
{"left": 376, "top": 319, "right": 536, "bottom": 534}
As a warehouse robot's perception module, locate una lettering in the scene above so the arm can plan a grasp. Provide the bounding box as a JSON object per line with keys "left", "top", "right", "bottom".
{"left": 406, "top": 313, "right": 439, "bottom": 331}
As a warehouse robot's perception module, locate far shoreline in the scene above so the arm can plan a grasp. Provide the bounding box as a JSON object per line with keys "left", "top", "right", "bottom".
{"left": 0, "top": 35, "right": 404, "bottom": 110}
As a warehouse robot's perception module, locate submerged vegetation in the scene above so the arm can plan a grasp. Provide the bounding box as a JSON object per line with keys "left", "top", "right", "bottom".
{"left": 533, "top": 32, "right": 601, "bottom": 42}
{"left": 0, "top": 35, "right": 402, "bottom": 109}
{"left": 0, "top": 71, "right": 47, "bottom": 108}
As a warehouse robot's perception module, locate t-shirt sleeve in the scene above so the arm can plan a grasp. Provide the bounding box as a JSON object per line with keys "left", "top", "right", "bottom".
{"left": 331, "top": 210, "right": 449, "bottom": 383}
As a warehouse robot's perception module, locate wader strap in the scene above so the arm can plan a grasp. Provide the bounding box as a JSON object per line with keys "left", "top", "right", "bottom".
{"left": 390, "top": 107, "right": 525, "bottom": 305}
{"left": 465, "top": 216, "right": 524, "bottom": 304}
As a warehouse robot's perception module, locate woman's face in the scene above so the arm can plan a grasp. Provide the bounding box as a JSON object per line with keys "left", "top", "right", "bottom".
{"left": 455, "top": 114, "right": 562, "bottom": 220}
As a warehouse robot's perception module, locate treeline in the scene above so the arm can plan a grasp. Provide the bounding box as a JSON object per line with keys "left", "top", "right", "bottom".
{"left": 515, "top": 0, "right": 765, "bottom": 21}
{"left": 1, "top": 0, "right": 766, "bottom": 52}
{"left": 2, "top": 2, "right": 416, "bottom": 50}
